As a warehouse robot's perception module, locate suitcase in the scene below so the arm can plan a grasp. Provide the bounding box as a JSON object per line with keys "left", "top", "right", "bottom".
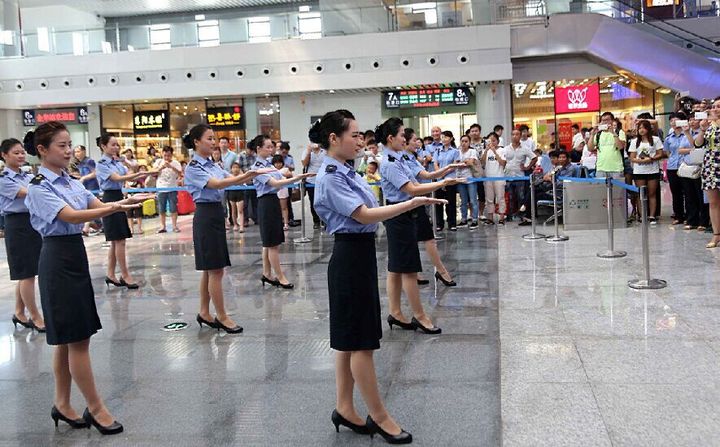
{"left": 142, "top": 199, "right": 157, "bottom": 217}
{"left": 177, "top": 190, "right": 196, "bottom": 215}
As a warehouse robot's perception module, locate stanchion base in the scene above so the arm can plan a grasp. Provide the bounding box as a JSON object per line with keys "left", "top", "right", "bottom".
{"left": 434, "top": 235, "right": 445, "bottom": 241}
{"left": 522, "top": 233, "right": 547, "bottom": 240}
{"left": 628, "top": 278, "right": 667, "bottom": 290}
{"left": 545, "top": 235, "right": 569, "bottom": 242}
{"left": 293, "top": 237, "right": 313, "bottom": 244}
{"left": 597, "top": 250, "right": 627, "bottom": 258}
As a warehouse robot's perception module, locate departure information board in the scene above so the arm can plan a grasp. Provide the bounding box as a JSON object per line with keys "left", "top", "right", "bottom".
{"left": 383, "top": 87, "right": 472, "bottom": 109}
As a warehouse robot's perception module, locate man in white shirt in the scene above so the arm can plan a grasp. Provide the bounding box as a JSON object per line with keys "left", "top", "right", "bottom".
{"left": 301, "top": 143, "right": 327, "bottom": 229}
{"left": 502, "top": 128, "right": 537, "bottom": 222}
{"left": 153, "top": 146, "right": 183, "bottom": 233}
{"left": 571, "top": 124, "right": 585, "bottom": 152}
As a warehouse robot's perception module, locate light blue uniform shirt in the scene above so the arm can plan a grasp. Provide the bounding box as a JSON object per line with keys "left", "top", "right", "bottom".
{"left": 25, "top": 166, "right": 96, "bottom": 237}
{"left": 96, "top": 154, "right": 128, "bottom": 190}
{"left": 284, "top": 154, "right": 295, "bottom": 170}
{"left": 0, "top": 167, "right": 31, "bottom": 214}
{"left": 314, "top": 157, "right": 378, "bottom": 234}
{"left": 380, "top": 148, "right": 414, "bottom": 203}
{"left": 434, "top": 146, "right": 460, "bottom": 179}
{"left": 404, "top": 153, "right": 428, "bottom": 182}
{"left": 664, "top": 131, "right": 690, "bottom": 170}
{"left": 252, "top": 157, "right": 284, "bottom": 197}
{"left": 184, "top": 154, "right": 229, "bottom": 203}
{"left": 426, "top": 141, "right": 443, "bottom": 159}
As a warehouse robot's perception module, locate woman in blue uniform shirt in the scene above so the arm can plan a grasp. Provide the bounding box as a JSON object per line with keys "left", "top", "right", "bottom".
{"left": 433, "top": 130, "right": 461, "bottom": 231}
{"left": 378, "top": 118, "right": 465, "bottom": 335}
{"left": 402, "top": 128, "right": 461, "bottom": 287}
{"left": 251, "top": 134, "right": 314, "bottom": 289}
{"left": 95, "top": 133, "right": 151, "bottom": 289}
{"left": 312, "top": 110, "right": 445, "bottom": 444}
{"left": 1, "top": 138, "right": 45, "bottom": 332}
{"left": 24, "top": 121, "right": 152, "bottom": 435}
{"left": 183, "top": 124, "right": 270, "bottom": 333}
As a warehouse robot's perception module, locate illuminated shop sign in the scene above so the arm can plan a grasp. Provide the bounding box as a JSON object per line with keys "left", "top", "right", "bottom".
{"left": 646, "top": 0, "right": 678, "bottom": 6}
{"left": 133, "top": 111, "right": 168, "bottom": 132}
{"left": 554, "top": 84, "right": 601, "bottom": 114}
{"left": 383, "top": 87, "right": 472, "bottom": 109}
{"left": 23, "top": 107, "right": 88, "bottom": 126}
{"left": 207, "top": 107, "right": 245, "bottom": 130}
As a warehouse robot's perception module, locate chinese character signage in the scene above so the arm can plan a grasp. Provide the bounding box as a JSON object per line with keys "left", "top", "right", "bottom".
{"left": 383, "top": 87, "right": 473, "bottom": 109}
{"left": 206, "top": 106, "right": 244, "bottom": 130}
{"left": 554, "top": 84, "right": 601, "bottom": 115}
{"left": 133, "top": 111, "right": 168, "bottom": 133}
{"left": 26, "top": 107, "right": 88, "bottom": 126}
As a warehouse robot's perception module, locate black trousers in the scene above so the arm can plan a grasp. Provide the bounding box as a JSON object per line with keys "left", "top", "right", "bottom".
{"left": 666, "top": 170, "right": 685, "bottom": 221}
{"left": 306, "top": 186, "right": 320, "bottom": 225}
{"left": 682, "top": 176, "right": 710, "bottom": 227}
{"left": 287, "top": 197, "right": 295, "bottom": 222}
{"left": 243, "top": 189, "right": 258, "bottom": 223}
{"left": 435, "top": 184, "right": 457, "bottom": 229}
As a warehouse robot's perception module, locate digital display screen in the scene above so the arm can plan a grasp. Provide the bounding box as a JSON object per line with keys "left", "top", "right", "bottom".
{"left": 383, "top": 87, "right": 472, "bottom": 109}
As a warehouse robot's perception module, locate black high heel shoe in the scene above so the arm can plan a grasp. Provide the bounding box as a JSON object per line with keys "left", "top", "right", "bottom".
{"left": 104, "top": 277, "right": 123, "bottom": 288}
{"left": 366, "top": 415, "right": 412, "bottom": 444}
{"left": 11, "top": 315, "right": 32, "bottom": 330}
{"left": 331, "top": 409, "right": 372, "bottom": 435}
{"left": 51, "top": 406, "right": 89, "bottom": 429}
{"left": 278, "top": 282, "right": 294, "bottom": 289}
{"left": 214, "top": 318, "right": 243, "bottom": 334}
{"left": 261, "top": 275, "right": 280, "bottom": 287}
{"left": 119, "top": 277, "right": 139, "bottom": 289}
{"left": 434, "top": 271, "right": 457, "bottom": 287}
{"left": 196, "top": 314, "right": 217, "bottom": 329}
{"left": 387, "top": 315, "right": 415, "bottom": 331}
{"left": 411, "top": 317, "right": 442, "bottom": 335}
{"left": 416, "top": 278, "right": 430, "bottom": 286}
{"left": 29, "top": 319, "right": 46, "bottom": 333}
{"left": 82, "top": 408, "right": 123, "bottom": 435}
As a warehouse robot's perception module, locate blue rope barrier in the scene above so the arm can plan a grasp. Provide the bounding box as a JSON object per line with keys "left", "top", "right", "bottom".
{"left": 611, "top": 179, "right": 640, "bottom": 193}
{"left": 557, "top": 176, "right": 605, "bottom": 184}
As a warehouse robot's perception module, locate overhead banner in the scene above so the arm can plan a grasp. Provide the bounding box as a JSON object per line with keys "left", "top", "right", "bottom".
{"left": 554, "top": 84, "right": 601, "bottom": 115}
{"left": 207, "top": 106, "right": 244, "bottom": 130}
{"left": 24, "top": 107, "right": 88, "bottom": 126}
{"left": 383, "top": 87, "right": 472, "bottom": 109}
{"left": 133, "top": 110, "right": 168, "bottom": 133}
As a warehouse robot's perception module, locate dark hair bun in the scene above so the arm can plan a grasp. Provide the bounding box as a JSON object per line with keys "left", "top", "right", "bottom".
{"left": 308, "top": 110, "right": 355, "bottom": 149}
{"left": 95, "top": 136, "right": 102, "bottom": 147}
{"left": 182, "top": 133, "right": 195, "bottom": 150}
{"left": 308, "top": 120, "right": 322, "bottom": 144}
{"left": 247, "top": 134, "right": 268, "bottom": 152}
{"left": 23, "top": 131, "right": 37, "bottom": 156}
{"left": 375, "top": 117, "right": 403, "bottom": 146}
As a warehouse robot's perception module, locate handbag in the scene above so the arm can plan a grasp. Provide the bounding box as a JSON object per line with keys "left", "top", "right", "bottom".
{"left": 677, "top": 161, "right": 701, "bottom": 179}
{"left": 685, "top": 148, "right": 705, "bottom": 166}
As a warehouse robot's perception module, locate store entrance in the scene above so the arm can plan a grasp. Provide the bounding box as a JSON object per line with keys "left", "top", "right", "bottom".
{"left": 404, "top": 112, "right": 477, "bottom": 139}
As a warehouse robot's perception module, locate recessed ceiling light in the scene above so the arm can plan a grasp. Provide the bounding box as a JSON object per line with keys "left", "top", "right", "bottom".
{"left": 121, "top": 108, "right": 127, "bottom": 112}
{"left": 329, "top": 89, "right": 335, "bottom": 94}
{"left": 86, "top": 102, "right": 92, "bottom": 105}
{"left": 144, "top": 99, "right": 148, "bottom": 103}
{"left": 265, "top": 93, "right": 270, "bottom": 97}
{"left": 195, "top": 14, "right": 205, "bottom": 21}
{"left": 299, "top": 5, "right": 310, "bottom": 12}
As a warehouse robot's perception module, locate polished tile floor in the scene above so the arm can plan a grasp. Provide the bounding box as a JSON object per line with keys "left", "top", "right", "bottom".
{"left": 0, "top": 212, "right": 500, "bottom": 446}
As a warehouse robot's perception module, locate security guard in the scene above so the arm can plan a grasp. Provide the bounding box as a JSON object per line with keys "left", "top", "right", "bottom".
{"left": 25, "top": 121, "right": 149, "bottom": 435}
{"left": 0, "top": 138, "right": 45, "bottom": 332}
{"left": 183, "top": 124, "right": 266, "bottom": 334}
{"left": 378, "top": 118, "right": 464, "bottom": 335}
{"left": 250, "top": 134, "right": 313, "bottom": 290}
{"left": 95, "top": 133, "right": 149, "bottom": 289}
{"left": 311, "top": 110, "right": 442, "bottom": 444}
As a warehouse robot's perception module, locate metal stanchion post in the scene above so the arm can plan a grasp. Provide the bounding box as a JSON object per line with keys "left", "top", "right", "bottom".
{"left": 431, "top": 189, "right": 444, "bottom": 241}
{"left": 545, "top": 172, "right": 569, "bottom": 242}
{"left": 597, "top": 177, "right": 626, "bottom": 258}
{"left": 628, "top": 185, "right": 666, "bottom": 289}
{"left": 522, "top": 174, "right": 546, "bottom": 240}
{"left": 293, "top": 181, "right": 312, "bottom": 244}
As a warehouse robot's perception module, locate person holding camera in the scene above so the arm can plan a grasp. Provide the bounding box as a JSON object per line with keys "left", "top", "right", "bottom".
{"left": 627, "top": 120, "right": 664, "bottom": 224}
{"left": 588, "top": 111, "right": 627, "bottom": 178}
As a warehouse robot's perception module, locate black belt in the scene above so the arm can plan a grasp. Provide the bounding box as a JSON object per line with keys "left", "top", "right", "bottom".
{"left": 334, "top": 233, "right": 375, "bottom": 241}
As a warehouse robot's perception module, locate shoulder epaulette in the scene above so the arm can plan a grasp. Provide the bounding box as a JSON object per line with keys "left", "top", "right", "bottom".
{"left": 254, "top": 161, "right": 264, "bottom": 167}
{"left": 189, "top": 160, "right": 198, "bottom": 166}
{"left": 0, "top": 172, "right": 5, "bottom": 178}
{"left": 387, "top": 155, "right": 396, "bottom": 162}
{"left": 402, "top": 154, "right": 410, "bottom": 161}
{"left": 98, "top": 158, "right": 108, "bottom": 164}
{"left": 325, "top": 165, "right": 337, "bottom": 173}
{"left": 30, "top": 174, "right": 45, "bottom": 185}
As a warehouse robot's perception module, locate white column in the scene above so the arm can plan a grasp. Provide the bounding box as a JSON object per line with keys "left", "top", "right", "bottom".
{"left": 86, "top": 104, "right": 101, "bottom": 160}
{"left": 475, "top": 82, "right": 512, "bottom": 136}
{"left": 244, "top": 97, "right": 258, "bottom": 138}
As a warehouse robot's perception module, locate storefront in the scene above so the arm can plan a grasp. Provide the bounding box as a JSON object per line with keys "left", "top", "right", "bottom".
{"left": 22, "top": 106, "right": 89, "bottom": 150}
{"left": 381, "top": 85, "right": 476, "bottom": 138}
{"left": 511, "top": 75, "right": 671, "bottom": 150}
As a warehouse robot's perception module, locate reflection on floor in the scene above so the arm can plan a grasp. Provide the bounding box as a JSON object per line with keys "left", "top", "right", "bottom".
{"left": 0, "top": 215, "right": 500, "bottom": 446}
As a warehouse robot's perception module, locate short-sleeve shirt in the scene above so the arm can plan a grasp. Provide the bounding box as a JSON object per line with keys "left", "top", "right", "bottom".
{"left": 457, "top": 148, "right": 478, "bottom": 178}
{"left": 664, "top": 131, "right": 690, "bottom": 170}
{"left": 284, "top": 154, "right": 295, "bottom": 170}
{"left": 75, "top": 157, "right": 100, "bottom": 191}
{"left": 380, "top": 149, "right": 414, "bottom": 203}
{"left": 96, "top": 154, "right": 128, "bottom": 190}
{"left": 628, "top": 136, "right": 664, "bottom": 175}
{"left": 595, "top": 129, "right": 627, "bottom": 173}
{"left": 221, "top": 150, "right": 238, "bottom": 172}
{"left": 25, "top": 166, "right": 96, "bottom": 236}
{"left": 434, "top": 146, "right": 460, "bottom": 179}
{"left": 183, "top": 154, "right": 229, "bottom": 203}
{"left": 302, "top": 148, "right": 327, "bottom": 184}
{"left": 0, "top": 167, "right": 31, "bottom": 214}
{"left": 153, "top": 159, "right": 182, "bottom": 188}
{"left": 502, "top": 144, "right": 536, "bottom": 176}
{"left": 484, "top": 148, "right": 506, "bottom": 178}
{"left": 252, "top": 157, "right": 285, "bottom": 197}
{"left": 314, "top": 157, "right": 379, "bottom": 234}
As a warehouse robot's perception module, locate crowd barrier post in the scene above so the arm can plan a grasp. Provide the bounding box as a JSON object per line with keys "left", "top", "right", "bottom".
{"left": 597, "top": 177, "right": 627, "bottom": 259}
{"left": 431, "top": 189, "right": 444, "bottom": 241}
{"left": 628, "top": 185, "right": 667, "bottom": 290}
{"left": 293, "top": 181, "right": 312, "bottom": 244}
{"left": 545, "top": 172, "right": 569, "bottom": 243}
{"left": 522, "top": 173, "right": 547, "bottom": 241}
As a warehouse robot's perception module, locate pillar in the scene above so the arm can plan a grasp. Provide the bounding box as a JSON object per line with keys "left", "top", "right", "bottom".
{"left": 475, "top": 81, "right": 512, "bottom": 135}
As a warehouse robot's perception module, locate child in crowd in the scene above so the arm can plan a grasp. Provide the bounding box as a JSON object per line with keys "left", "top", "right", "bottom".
{"left": 365, "top": 161, "right": 382, "bottom": 202}
{"left": 227, "top": 162, "right": 245, "bottom": 232}
{"left": 126, "top": 165, "right": 148, "bottom": 234}
{"left": 272, "top": 155, "right": 292, "bottom": 231}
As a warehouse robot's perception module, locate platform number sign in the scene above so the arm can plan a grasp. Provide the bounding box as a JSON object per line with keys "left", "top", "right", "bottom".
{"left": 454, "top": 88, "right": 470, "bottom": 106}
{"left": 385, "top": 91, "right": 401, "bottom": 109}
{"left": 383, "top": 87, "right": 473, "bottom": 109}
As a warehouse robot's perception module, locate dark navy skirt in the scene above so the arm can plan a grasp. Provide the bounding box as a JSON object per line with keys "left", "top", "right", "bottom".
{"left": 4, "top": 213, "right": 42, "bottom": 280}
{"left": 101, "top": 189, "right": 132, "bottom": 241}
{"left": 192, "top": 202, "right": 231, "bottom": 271}
{"left": 384, "top": 202, "right": 422, "bottom": 273}
{"left": 415, "top": 204, "right": 435, "bottom": 242}
{"left": 328, "top": 233, "right": 382, "bottom": 351}
{"left": 257, "top": 195, "right": 285, "bottom": 248}
{"left": 39, "top": 235, "right": 101, "bottom": 345}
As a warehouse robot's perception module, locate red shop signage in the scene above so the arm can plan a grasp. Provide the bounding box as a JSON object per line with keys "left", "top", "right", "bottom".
{"left": 554, "top": 84, "right": 600, "bottom": 115}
